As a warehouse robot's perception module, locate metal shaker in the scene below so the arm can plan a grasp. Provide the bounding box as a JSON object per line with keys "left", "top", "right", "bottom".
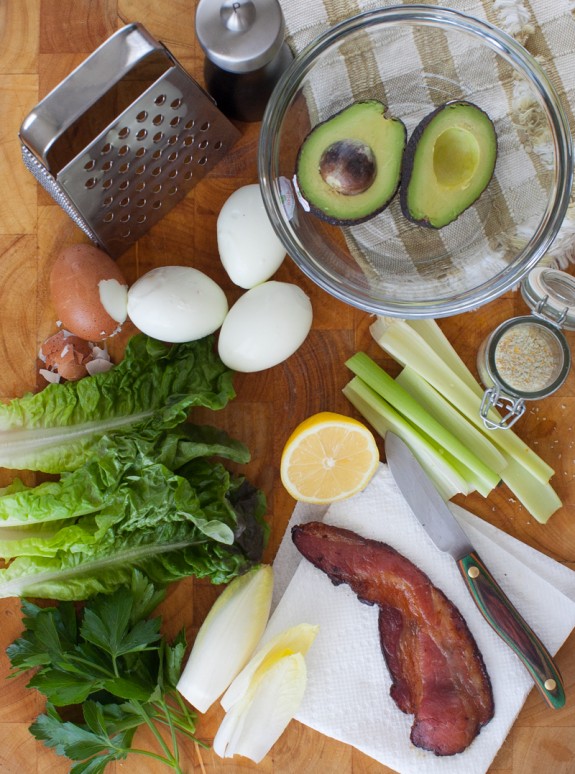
{"left": 195, "top": 0, "right": 293, "bottom": 122}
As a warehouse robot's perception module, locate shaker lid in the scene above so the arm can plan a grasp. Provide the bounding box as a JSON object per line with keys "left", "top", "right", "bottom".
{"left": 521, "top": 266, "right": 575, "bottom": 330}
{"left": 195, "top": 0, "right": 286, "bottom": 74}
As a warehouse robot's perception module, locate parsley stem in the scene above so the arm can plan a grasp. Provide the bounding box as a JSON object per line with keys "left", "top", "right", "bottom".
{"left": 132, "top": 700, "right": 181, "bottom": 773}
{"left": 159, "top": 699, "right": 180, "bottom": 768}
{"left": 126, "top": 747, "right": 184, "bottom": 769}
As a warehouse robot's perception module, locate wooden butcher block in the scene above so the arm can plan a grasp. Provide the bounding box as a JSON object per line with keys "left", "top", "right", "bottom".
{"left": 0, "top": 2, "right": 573, "bottom": 773}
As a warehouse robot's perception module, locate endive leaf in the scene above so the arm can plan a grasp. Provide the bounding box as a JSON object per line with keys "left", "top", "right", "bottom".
{"left": 176, "top": 565, "right": 273, "bottom": 712}
{"left": 214, "top": 652, "right": 307, "bottom": 763}
{"left": 221, "top": 623, "right": 319, "bottom": 711}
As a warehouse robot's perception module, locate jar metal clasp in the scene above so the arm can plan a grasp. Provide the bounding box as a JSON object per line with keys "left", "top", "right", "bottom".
{"left": 480, "top": 387, "right": 526, "bottom": 430}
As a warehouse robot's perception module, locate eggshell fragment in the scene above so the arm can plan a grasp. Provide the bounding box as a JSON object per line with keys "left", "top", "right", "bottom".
{"left": 39, "top": 330, "right": 112, "bottom": 382}
{"left": 217, "top": 184, "right": 286, "bottom": 289}
{"left": 127, "top": 266, "right": 228, "bottom": 343}
{"left": 217, "top": 281, "right": 313, "bottom": 372}
{"left": 50, "top": 244, "right": 128, "bottom": 341}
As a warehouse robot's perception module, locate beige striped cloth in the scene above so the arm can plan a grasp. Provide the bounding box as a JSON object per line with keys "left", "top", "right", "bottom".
{"left": 277, "top": 0, "right": 575, "bottom": 298}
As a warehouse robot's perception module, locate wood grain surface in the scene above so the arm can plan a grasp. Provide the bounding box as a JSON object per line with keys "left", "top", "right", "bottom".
{"left": 0, "top": 2, "right": 574, "bottom": 773}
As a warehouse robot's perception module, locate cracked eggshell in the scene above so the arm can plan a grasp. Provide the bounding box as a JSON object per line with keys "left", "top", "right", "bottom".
{"left": 217, "top": 184, "right": 286, "bottom": 289}
{"left": 50, "top": 244, "right": 128, "bottom": 341}
{"left": 127, "top": 266, "right": 228, "bottom": 343}
{"left": 217, "top": 281, "right": 313, "bottom": 372}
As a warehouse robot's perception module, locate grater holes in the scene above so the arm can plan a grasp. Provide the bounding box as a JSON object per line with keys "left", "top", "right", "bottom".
{"left": 151, "top": 166, "right": 162, "bottom": 177}
{"left": 153, "top": 131, "right": 164, "bottom": 144}
{"left": 136, "top": 198, "right": 147, "bottom": 208}
{"left": 167, "top": 135, "right": 178, "bottom": 146}
{"left": 135, "top": 181, "right": 146, "bottom": 192}
{"left": 135, "top": 147, "right": 146, "bottom": 158}
{"left": 118, "top": 180, "right": 130, "bottom": 191}
{"left": 170, "top": 116, "right": 181, "bottom": 127}
{"left": 214, "top": 140, "right": 223, "bottom": 150}
{"left": 152, "top": 200, "right": 162, "bottom": 209}
{"left": 103, "top": 212, "right": 114, "bottom": 223}
{"left": 84, "top": 159, "right": 96, "bottom": 171}
{"left": 136, "top": 110, "right": 148, "bottom": 122}
{"left": 171, "top": 98, "right": 183, "bottom": 110}
{"left": 183, "top": 170, "right": 193, "bottom": 181}
{"left": 200, "top": 121, "right": 210, "bottom": 131}
{"left": 136, "top": 129, "right": 148, "bottom": 141}
{"left": 120, "top": 213, "right": 130, "bottom": 223}
{"left": 152, "top": 149, "right": 162, "bottom": 160}
{"left": 118, "top": 127, "right": 130, "bottom": 139}
{"left": 118, "top": 144, "right": 130, "bottom": 157}
{"left": 102, "top": 160, "right": 114, "bottom": 171}
{"left": 85, "top": 177, "right": 98, "bottom": 189}
{"left": 136, "top": 214, "right": 147, "bottom": 224}
{"left": 119, "top": 197, "right": 130, "bottom": 207}
{"left": 198, "top": 139, "right": 208, "bottom": 149}
{"left": 185, "top": 119, "right": 195, "bottom": 129}
{"left": 102, "top": 195, "right": 113, "bottom": 207}
{"left": 101, "top": 143, "right": 113, "bottom": 155}
{"left": 121, "top": 228, "right": 131, "bottom": 238}
{"left": 155, "top": 94, "right": 167, "bottom": 106}
{"left": 135, "top": 164, "right": 146, "bottom": 175}
{"left": 182, "top": 136, "right": 194, "bottom": 147}
{"left": 199, "top": 157, "right": 208, "bottom": 166}
{"left": 102, "top": 178, "right": 113, "bottom": 190}
{"left": 118, "top": 162, "right": 130, "bottom": 174}
{"left": 153, "top": 114, "right": 164, "bottom": 126}
{"left": 168, "top": 151, "right": 178, "bottom": 162}
{"left": 152, "top": 183, "right": 162, "bottom": 194}
{"left": 183, "top": 154, "right": 193, "bottom": 164}
{"left": 168, "top": 169, "right": 178, "bottom": 179}
{"left": 168, "top": 185, "right": 178, "bottom": 196}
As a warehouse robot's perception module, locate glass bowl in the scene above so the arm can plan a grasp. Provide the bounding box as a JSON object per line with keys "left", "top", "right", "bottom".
{"left": 258, "top": 6, "right": 573, "bottom": 318}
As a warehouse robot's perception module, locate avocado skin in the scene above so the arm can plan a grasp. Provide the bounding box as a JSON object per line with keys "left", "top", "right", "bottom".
{"left": 295, "top": 101, "right": 407, "bottom": 226}
{"left": 400, "top": 101, "right": 497, "bottom": 229}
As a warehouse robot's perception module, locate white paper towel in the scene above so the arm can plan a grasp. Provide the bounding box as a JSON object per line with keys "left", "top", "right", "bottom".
{"left": 265, "top": 464, "right": 575, "bottom": 774}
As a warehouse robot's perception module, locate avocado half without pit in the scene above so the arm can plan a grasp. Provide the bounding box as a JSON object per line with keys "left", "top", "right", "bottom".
{"left": 400, "top": 101, "right": 497, "bottom": 229}
{"left": 294, "top": 100, "right": 407, "bottom": 225}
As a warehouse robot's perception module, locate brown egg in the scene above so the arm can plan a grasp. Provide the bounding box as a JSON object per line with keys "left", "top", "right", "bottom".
{"left": 50, "top": 244, "right": 128, "bottom": 341}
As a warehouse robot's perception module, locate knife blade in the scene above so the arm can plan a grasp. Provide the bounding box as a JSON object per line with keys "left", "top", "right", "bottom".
{"left": 385, "top": 431, "right": 565, "bottom": 710}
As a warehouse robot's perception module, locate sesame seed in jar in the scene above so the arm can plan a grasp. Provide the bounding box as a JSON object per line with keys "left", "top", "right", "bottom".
{"left": 494, "top": 322, "right": 564, "bottom": 393}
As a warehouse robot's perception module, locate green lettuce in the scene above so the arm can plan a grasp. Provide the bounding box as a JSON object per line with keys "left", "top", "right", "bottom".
{"left": 0, "top": 334, "right": 235, "bottom": 473}
{"left": 0, "top": 455, "right": 268, "bottom": 600}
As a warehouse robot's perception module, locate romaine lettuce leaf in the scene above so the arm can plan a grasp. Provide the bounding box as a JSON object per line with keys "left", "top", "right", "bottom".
{"left": 0, "top": 335, "right": 235, "bottom": 473}
{"left": 0, "top": 466, "right": 267, "bottom": 600}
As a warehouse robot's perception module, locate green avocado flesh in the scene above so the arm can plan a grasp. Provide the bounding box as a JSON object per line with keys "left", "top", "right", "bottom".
{"left": 295, "top": 101, "right": 407, "bottom": 225}
{"left": 401, "top": 101, "right": 497, "bottom": 229}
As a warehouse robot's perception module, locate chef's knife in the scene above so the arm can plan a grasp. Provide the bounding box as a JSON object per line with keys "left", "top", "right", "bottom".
{"left": 385, "top": 431, "right": 565, "bottom": 710}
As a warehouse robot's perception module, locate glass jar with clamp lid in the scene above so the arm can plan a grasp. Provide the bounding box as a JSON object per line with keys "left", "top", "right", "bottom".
{"left": 477, "top": 266, "right": 575, "bottom": 430}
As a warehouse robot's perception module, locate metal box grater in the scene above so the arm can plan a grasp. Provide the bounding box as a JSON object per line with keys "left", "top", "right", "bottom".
{"left": 19, "top": 23, "right": 241, "bottom": 258}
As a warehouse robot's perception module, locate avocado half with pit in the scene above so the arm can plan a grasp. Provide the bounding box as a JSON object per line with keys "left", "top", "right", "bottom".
{"left": 400, "top": 101, "right": 497, "bottom": 229}
{"left": 294, "top": 100, "right": 407, "bottom": 225}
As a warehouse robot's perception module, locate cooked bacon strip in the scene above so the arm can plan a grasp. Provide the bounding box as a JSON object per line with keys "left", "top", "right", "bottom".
{"left": 292, "top": 521, "right": 494, "bottom": 756}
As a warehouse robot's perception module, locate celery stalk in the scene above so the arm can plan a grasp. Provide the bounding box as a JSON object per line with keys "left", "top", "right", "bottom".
{"left": 499, "top": 456, "right": 562, "bottom": 524}
{"left": 370, "top": 318, "right": 555, "bottom": 484}
{"left": 404, "top": 319, "right": 484, "bottom": 398}
{"left": 396, "top": 367, "right": 507, "bottom": 475}
{"left": 346, "top": 353, "right": 500, "bottom": 496}
{"left": 343, "top": 377, "right": 471, "bottom": 500}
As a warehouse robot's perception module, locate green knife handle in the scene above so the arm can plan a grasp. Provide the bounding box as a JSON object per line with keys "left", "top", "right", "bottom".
{"left": 457, "top": 551, "right": 565, "bottom": 710}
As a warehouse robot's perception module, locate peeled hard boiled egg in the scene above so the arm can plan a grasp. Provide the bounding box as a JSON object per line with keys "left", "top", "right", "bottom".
{"left": 127, "top": 266, "right": 228, "bottom": 343}
{"left": 218, "top": 281, "right": 312, "bottom": 372}
{"left": 50, "top": 244, "right": 128, "bottom": 341}
{"left": 217, "top": 184, "right": 286, "bottom": 289}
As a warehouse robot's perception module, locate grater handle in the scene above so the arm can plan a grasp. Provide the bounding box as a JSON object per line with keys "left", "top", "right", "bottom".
{"left": 19, "top": 24, "right": 166, "bottom": 165}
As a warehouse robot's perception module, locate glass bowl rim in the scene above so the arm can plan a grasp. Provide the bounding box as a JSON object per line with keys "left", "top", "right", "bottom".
{"left": 258, "top": 5, "right": 574, "bottom": 319}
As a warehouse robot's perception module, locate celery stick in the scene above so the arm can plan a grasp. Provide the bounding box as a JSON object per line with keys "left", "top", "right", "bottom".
{"left": 396, "top": 367, "right": 507, "bottom": 474}
{"left": 346, "top": 352, "right": 500, "bottom": 496}
{"left": 499, "top": 456, "right": 562, "bottom": 524}
{"left": 343, "top": 377, "right": 471, "bottom": 500}
{"left": 404, "top": 319, "right": 484, "bottom": 398}
{"left": 370, "top": 318, "right": 555, "bottom": 484}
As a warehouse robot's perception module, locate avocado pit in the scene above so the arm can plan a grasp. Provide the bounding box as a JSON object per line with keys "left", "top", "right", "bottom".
{"left": 319, "top": 139, "right": 377, "bottom": 196}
